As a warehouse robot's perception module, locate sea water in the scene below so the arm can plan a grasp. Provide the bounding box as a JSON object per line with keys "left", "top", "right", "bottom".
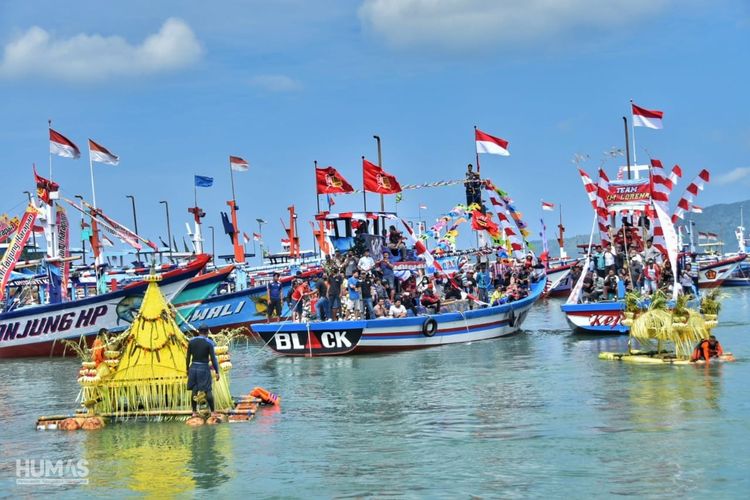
{"left": 2, "top": 288, "right": 749, "bottom": 498}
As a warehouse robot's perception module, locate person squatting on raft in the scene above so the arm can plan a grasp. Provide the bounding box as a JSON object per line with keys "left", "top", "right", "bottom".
{"left": 691, "top": 335, "right": 724, "bottom": 364}
{"left": 187, "top": 326, "right": 220, "bottom": 417}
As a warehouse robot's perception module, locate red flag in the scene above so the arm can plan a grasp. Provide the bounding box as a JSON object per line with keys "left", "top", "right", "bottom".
{"left": 470, "top": 210, "right": 500, "bottom": 238}
{"left": 315, "top": 166, "right": 354, "bottom": 194}
{"left": 363, "top": 158, "right": 401, "bottom": 194}
{"left": 631, "top": 103, "right": 664, "bottom": 129}
{"left": 33, "top": 165, "right": 59, "bottom": 205}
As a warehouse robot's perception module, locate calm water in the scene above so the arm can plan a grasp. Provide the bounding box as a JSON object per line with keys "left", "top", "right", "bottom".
{"left": 2, "top": 289, "right": 749, "bottom": 498}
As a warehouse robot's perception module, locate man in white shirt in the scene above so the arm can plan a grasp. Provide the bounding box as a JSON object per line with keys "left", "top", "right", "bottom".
{"left": 358, "top": 249, "right": 375, "bottom": 273}
{"left": 389, "top": 298, "right": 407, "bottom": 318}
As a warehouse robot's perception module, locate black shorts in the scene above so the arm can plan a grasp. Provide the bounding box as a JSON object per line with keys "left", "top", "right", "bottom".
{"left": 268, "top": 298, "right": 282, "bottom": 317}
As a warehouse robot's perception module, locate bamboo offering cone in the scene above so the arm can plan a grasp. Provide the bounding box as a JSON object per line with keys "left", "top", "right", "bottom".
{"left": 83, "top": 273, "right": 233, "bottom": 418}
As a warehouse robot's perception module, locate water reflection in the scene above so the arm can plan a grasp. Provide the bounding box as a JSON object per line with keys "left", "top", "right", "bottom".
{"left": 83, "top": 422, "right": 233, "bottom": 495}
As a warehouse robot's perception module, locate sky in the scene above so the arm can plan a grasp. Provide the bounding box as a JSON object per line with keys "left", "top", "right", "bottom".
{"left": 1, "top": 0, "right": 749, "bottom": 260}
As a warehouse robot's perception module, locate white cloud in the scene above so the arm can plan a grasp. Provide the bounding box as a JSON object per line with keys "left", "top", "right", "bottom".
{"left": 0, "top": 18, "right": 203, "bottom": 82}
{"left": 716, "top": 167, "right": 750, "bottom": 185}
{"left": 248, "top": 74, "right": 303, "bottom": 92}
{"left": 359, "top": 0, "right": 670, "bottom": 51}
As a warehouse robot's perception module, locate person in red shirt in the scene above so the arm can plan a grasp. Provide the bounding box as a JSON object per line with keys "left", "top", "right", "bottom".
{"left": 290, "top": 280, "right": 312, "bottom": 322}
{"left": 420, "top": 287, "right": 441, "bottom": 313}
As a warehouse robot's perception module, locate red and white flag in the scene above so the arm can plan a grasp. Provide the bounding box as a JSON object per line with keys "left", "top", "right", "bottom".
{"left": 475, "top": 128, "right": 510, "bottom": 156}
{"left": 541, "top": 201, "right": 555, "bottom": 211}
{"left": 577, "top": 169, "right": 598, "bottom": 212}
{"left": 50, "top": 128, "right": 80, "bottom": 159}
{"left": 230, "top": 155, "right": 249, "bottom": 172}
{"left": 253, "top": 232, "right": 261, "bottom": 241}
{"left": 89, "top": 139, "right": 119, "bottom": 165}
{"left": 242, "top": 232, "right": 250, "bottom": 244}
{"left": 101, "top": 234, "right": 115, "bottom": 247}
{"left": 672, "top": 169, "right": 710, "bottom": 223}
{"left": 632, "top": 103, "right": 664, "bottom": 129}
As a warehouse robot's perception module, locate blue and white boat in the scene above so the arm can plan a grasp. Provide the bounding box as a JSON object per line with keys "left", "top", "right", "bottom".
{"left": 250, "top": 277, "right": 545, "bottom": 356}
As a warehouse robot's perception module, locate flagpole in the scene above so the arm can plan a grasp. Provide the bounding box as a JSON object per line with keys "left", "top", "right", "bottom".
{"left": 374, "top": 135, "right": 384, "bottom": 212}
{"left": 629, "top": 99, "right": 638, "bottom": 167}
{"left": 88, "top": 150, "right": 97, "bottom": 209}
{"left": 229, "top": 157, "right": 237, "bottom": 202}
{"left": 47, "top": 119, "right": 58, "bottom": 259}
{"left": 623, "top": 116, "right": 631, "bottom": 180}
{"left": 48, "top": 120, "right": 53, "bottom": 180}
{"left": 194, "top": 176, "right": 198, "bottom": 208}
{"left": 473, "top": 126, "right": 481, "bottom": 174}
{"left": 314, "top": 160, "right": 321, "bottom": 215}
{"left": 361, "top": 156, "right": 368, "bottom": 213}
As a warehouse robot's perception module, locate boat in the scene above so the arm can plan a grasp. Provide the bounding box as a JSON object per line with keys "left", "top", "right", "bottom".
{"left": 544, "top": 259, "right": 581, "bottom": 297}
{"left": 696, "top": 254, "right": 746, "bottom": 288}
{"left": 0, "top": 254, "right": 209, "bottom": 358}
{"left": 251, "top": 276, "right": 545, "bottom": 356}
{"left": 184, "top": 268, "right": 322, "bottom": 334}
{"left": 561, "top": 300, "right": 629, "bottom": 334}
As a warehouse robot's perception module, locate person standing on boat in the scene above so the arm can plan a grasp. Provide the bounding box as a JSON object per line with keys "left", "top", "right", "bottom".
{"left": 642, "top": 239, "right": 662, "bottom": 264}
{"left": 360, "top": 272, "right": 376, "bottom": 319}
{"left": 679, "top": 264, "right": 698, "bottom": 296}
{"left": 640, "top": 259, "right": 661, "bottom": 295}
{"left": 358, "top": 249, "right": 375, "bottom": 274}
{"left": 378, "top": 252, "right": 397, "bottom": 299}
{"left": 314, "top": 276, "right": 330, "bottom": 321}
{"left": 475, "top": 264, "right": 492, "bottom": 304}
{"left": 347, "top": 270, "right": 362, "bottom": 319}
{"left": 593, "top": 245, "right": 607, "bottom": 278}
{"left": 187, "top": 326, "right": 220, "bottom": 418}
{"left": 327, "top": 270, "right": 344, "bottom": 321}
{"left": 266, "top": 273, "right": 283, "bottom": 323}
{"left": 387, "top": 225, "right": 407, "bottom": 261}
{"left": 465, "top": 164, "right": 482, "bottom": 208}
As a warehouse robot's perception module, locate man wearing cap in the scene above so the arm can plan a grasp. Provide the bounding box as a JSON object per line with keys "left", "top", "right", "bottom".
{"left": 186, "top": 325, "right": 220, "bottom": 417}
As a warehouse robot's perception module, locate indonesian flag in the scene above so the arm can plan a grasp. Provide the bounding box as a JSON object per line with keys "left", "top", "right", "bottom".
{"left": 475, "top": 128, "right": 510, "bottom": 156}
{"left": 691, "top": 205, "right": 703, "bottom": 214}
{"left": 50, "top": 128, "right": 80, "bottom": 159}
{"left": 230, "top": 155, "right": 249, "bottom": 172}
{"left": 101, "top": 234, "right": 115, "bottom": 247}
{"left": 363, "top": 158, "right": 401, "bottom": 194}
{"left": 316, "top": 166, "right": 354, "bottom": 194}
{"left": 541, "top": 201, "right": 555, "bottom": 211}
{"left": 89, "top": 139, "right": 119, "bottom": 165}
{"left": 242, "top": 232, "right": 250, "bottom": 244}
{"left": 253, "top": 232, "right": 261, "bottom": 241}
{"left": 698, "top": 231, "right": 708, "bottom": 239}
{"left": 632, "top": 103, "right": 664, "bottom": 129}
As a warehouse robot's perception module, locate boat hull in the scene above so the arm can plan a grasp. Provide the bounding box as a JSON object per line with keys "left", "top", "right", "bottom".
{"left": 698, "top": 255, "right": 745, "bottom": 288}
{"left": 0, "top": 255, "right": 208, "bottom": 358}
{"left": 250, "top": 278, "right": 545, "bottom": 356}
{"left": 560, "top": 301, "right": 627, "bottom": 335}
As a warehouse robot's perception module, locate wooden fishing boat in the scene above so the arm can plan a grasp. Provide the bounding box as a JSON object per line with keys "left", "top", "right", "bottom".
{"left": 250, "top": 277, "right": 545, "bottom": 356}
{"left": 0, "top": 254, "right": 209, "bottom": 358}
{"left": 697, "top": 254, "right": 746, "bottom": 288}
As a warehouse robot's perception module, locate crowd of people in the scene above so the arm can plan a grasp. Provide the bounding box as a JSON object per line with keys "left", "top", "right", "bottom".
{"left": 266, "top": 239, "right": 541, "bottom": 322}
{"left": 575, "top": 236, "right": 699, "bottom": 303}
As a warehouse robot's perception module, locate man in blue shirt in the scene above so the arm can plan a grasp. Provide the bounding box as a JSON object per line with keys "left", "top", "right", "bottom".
{"left": 593, "top": 245, "right": 607, "bottom": 278}
{"left": 266, "top": 272, "right": 283, "bottom": 323}
{"left": 347, "top": 270, "right": 361, "bottom": 319}
{"left": 475, "top": 264, "right": 492, "bottom": 304}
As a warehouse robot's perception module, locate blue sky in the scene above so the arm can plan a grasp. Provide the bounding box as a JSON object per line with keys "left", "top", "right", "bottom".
{"left": 1, "top": 0, "right": 748, "bottom": 259}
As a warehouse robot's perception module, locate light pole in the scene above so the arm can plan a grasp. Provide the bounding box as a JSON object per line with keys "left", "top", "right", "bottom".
{"left": 256, "top": 218, "right": 266, "bottom": 263}
{"left": 74, "top": 194, "right": 86, "bottom": 265}
{"left": 159, "top": 200, "right": 172, "bottom": 260}
{"left": 126, "top": 195, "right": 140, "bottom": 262}
{"left": 22, "top": 191, "right": 37, "bottom": 250}
{"left": 208, "top": 225, "right": 215, "bottom": 263}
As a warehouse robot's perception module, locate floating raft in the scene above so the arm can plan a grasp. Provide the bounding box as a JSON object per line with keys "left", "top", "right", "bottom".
{"left": 599, "top": 350, "right": 735, "bottom": 365}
